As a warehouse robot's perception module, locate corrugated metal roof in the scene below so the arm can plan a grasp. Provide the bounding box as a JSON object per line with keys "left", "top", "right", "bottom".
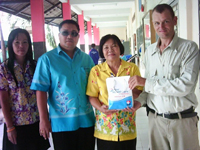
{"left": 0, "top": 0, "right": 78, "bottom": 27}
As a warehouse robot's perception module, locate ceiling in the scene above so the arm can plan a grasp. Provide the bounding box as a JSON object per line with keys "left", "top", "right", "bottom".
{"left": 0, "top": 0, "right": 134, "bottom": 29}
{"left": 70, "top": 0, "right": 134, "bottom": 28}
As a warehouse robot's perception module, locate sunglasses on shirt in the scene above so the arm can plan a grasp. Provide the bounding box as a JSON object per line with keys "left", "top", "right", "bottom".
{"left": 60, "top": 30, "right": 79, "bottom": 37}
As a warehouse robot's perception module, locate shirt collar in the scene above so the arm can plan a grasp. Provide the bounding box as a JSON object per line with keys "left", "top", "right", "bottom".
{"left": 14, "top": 60, "right": 30, "bottom": 72}
{"left": 100, "top": 59, "right": 130, "bottom": 72}
{"left": 119, "top": 59, "right": 132, "bottom": 70}
{"left": 14, "top": 60, "right": 30, "bottom": 67}
{"left": 151, "top": 33, "right": 178, "bottom": 55}
{"left": 57, "top": 44, "right": 80, "bottom": 56}
{"left": 168, "top": 33, "right": 179, "bottom": 50}
{"left": 100, "top": 61, "right": 110, "bottom": 72}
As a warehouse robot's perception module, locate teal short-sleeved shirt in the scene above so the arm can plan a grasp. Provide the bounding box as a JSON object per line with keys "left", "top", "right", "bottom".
{"left": 31, "top": 45, "right": 95, "bottom": 132}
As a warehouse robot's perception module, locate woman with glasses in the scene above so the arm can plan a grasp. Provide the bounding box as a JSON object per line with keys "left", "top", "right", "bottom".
{"left": 0, "top": 28, "right": 50, "bottom": 150}
{"left": 86, "top": 34, "right": 143, "bottom": 150}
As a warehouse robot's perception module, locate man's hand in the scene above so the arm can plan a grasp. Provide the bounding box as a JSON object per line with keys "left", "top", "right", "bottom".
{"left": 39, "top": 119, "right": 52, "bottom": 140}
{"left": 129, "top": 75, "right": 146, "bottom": 90}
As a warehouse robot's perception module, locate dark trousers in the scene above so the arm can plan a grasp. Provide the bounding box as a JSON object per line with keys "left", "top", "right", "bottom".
{"left": 3, "top": 122, "right": 50, "bottom": 150}
{"left": 52, "top": 126, "right": 95, "bottom": 150}
{"left": 97, "top": 138, "right": 137, "bottom": 150}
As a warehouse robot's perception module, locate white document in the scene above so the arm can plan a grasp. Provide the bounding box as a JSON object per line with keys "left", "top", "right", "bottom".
{"left": 106, "top": 76, "right": 133, "bottom": 110}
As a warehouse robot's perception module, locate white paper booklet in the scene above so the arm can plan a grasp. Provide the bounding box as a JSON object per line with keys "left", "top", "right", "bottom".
{"left": 106, "top": 76, "right": 133, "bottom": 110}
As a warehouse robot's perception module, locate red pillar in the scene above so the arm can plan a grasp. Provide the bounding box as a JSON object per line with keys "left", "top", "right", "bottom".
{"left": 145, "top": 24, "right": 150, "bottom": 38}
{"left": 87, "top": 19, "right": 92, "bottom": 45}
{"left": 78, "top": 11, "right": 85, "bottom": 51}
{"left": 93, "top": 25, "right": 98, "bottom": 45}
{"left": 62, "top": 0, "right": 71, "bottom": 20}
{"left": 30, "top": 0, "right": 46, "bottom": 59}
{"left": 97, "top": 27, "right": 100, "bottom": 45}
{"left": 93, "top": 25, "right": 95, "bottom": 44}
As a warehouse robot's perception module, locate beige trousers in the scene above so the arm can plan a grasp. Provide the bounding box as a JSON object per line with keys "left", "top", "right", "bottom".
{"left": 148, "top": 112, "right": 200, "bottom": 150}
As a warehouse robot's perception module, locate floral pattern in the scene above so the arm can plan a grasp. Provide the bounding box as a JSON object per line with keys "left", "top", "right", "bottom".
{"left": 95, "top": 109, "right": 136, "bottom": 140}
{"left": 0, "top": 60, "right": 39, "bottom": 126}
{"left": 55, "top": 82, "right": 76, "bottom": 114}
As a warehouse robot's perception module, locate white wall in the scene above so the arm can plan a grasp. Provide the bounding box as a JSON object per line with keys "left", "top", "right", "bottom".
{"left": 178, "top": 0, "right": 187, "bottom": 38}
{"left": 191, "top": 0, "right": 199, "bottom": 45}
{"left": 99, "top": 27, "right": 127, "bottom": 42}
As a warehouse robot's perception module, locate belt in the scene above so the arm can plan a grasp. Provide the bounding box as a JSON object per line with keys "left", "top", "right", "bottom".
{"left": 146, "top": 105, "right": 197, "bottom": 119}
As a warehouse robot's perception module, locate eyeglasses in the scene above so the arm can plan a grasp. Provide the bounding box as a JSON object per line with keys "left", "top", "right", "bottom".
{"left": 60, "top": 30, "right": 79, "bottom": 37}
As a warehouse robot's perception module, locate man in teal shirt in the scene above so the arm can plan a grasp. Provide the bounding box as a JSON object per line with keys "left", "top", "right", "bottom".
{"left": 31, "top": 20, "right": 95, "bottom": 150}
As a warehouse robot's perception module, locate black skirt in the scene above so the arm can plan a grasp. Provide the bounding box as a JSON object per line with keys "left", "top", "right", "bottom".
{"left": 3, "top": 121, "right": 50, "bottom": 150}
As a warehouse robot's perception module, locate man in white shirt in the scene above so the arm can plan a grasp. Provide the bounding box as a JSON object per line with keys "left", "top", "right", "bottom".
{"left": 129, "top": 4, "right": 200, "bottom": 150}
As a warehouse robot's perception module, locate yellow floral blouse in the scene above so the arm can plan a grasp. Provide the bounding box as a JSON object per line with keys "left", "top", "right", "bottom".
{"left": 86, "top": 59, "right": 143, "bottom": 141}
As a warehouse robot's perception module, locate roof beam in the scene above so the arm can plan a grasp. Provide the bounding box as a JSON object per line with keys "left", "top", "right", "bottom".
{"left": 45, "top": 0, "right": 55, "bottom": 6}
{"left": 92, "top": 16, "right": 128, "bottom": 23}
{"left": 46, "top": 14, "right": 62, "bottom": 24}
{"left": 0, "top": 0, "right": 30, "bottom": 5}
{"left": 71, "top": 5, "right": 82, "bottom": 15}
{"left": 84, "top": 8, "right": 130, "bottom": 16}
{"left": 99, "top": 26, "right": 126, "bottom": 28}
{"left": 71, "top": 13, "right": 78, "bottom": 19}
{"left": 15, "top": 4, "right": 30, "bottom": 15}
{"left": 44, "top": 2, "right": 61, "bottom": 13}
{"left": 97, "top": 22, "right": 127, "bottom": 28}
{"left": 45, "top": 0, "right": 62, "bottom": 11}
{"left": 84, "top": 16, "right": 90, "bottom": 21}
{"left": 0, "top": 6, "right": 30, "bottom": 20}
{"left": 45, "top": 17, "right": 63, "bottom": 20}
{"left": 70, "top": 0, "right": 133, "bottom": 5}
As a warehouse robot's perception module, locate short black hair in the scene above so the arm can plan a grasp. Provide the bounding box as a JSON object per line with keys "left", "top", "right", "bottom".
{"left": 59, "top": 19, "right": 80, "bottom": 32}
{"left": 99, "top": 34, "right": 124, "bottom": 58}
{"left": 152, "top": 4, "right": 175, "bottom": 18}
{"left": 91, "top": 43, "right": 95, "bottom": 48}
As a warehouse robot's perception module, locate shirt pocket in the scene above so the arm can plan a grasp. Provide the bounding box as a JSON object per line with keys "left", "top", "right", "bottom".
{"left": 168, "top": 65, "right": 180, "bottom": 79}
{"left": 149, "top": 68, "right": 157, "bottom": 79}
{"left": 80, "top": 67, "right": 90, "bottom": 85}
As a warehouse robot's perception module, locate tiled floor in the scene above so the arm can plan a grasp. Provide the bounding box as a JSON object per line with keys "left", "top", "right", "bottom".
{"left": 136, "top": 59, "right": 149, "bottom": 150}
{"left": 136, "top": 107, "right": 149, "bottom": 150}
{"left": 0, "top": 107, "right": 149, "bottom": 150}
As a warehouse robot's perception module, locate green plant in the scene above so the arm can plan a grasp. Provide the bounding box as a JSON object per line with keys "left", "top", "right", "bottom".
{"left": 46, "top": 25, "right": 56, "bottom": 49}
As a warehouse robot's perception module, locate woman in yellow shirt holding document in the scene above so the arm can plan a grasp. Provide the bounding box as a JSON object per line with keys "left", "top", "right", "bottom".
{"left": 86, "top": 34, "right": 143, "bottom": 150}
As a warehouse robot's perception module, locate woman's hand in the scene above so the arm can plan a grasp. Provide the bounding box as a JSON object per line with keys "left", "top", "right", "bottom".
{"left": 7, "top": 128, "right": 17, "bottom": 144}
{"left": 100, "top": 105, "right": 118, "bottom": 115}
{"left": 0, "top": 91, "right": 17, "bottom": 144}
{"left": 123, "top": 100, "right": 141, "bottom": 112}
{"left": 39, "top": 119, "right": 52, "bottom": 140}
{"left": 89, "top": 97, "right": 118, "bottom": 115}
